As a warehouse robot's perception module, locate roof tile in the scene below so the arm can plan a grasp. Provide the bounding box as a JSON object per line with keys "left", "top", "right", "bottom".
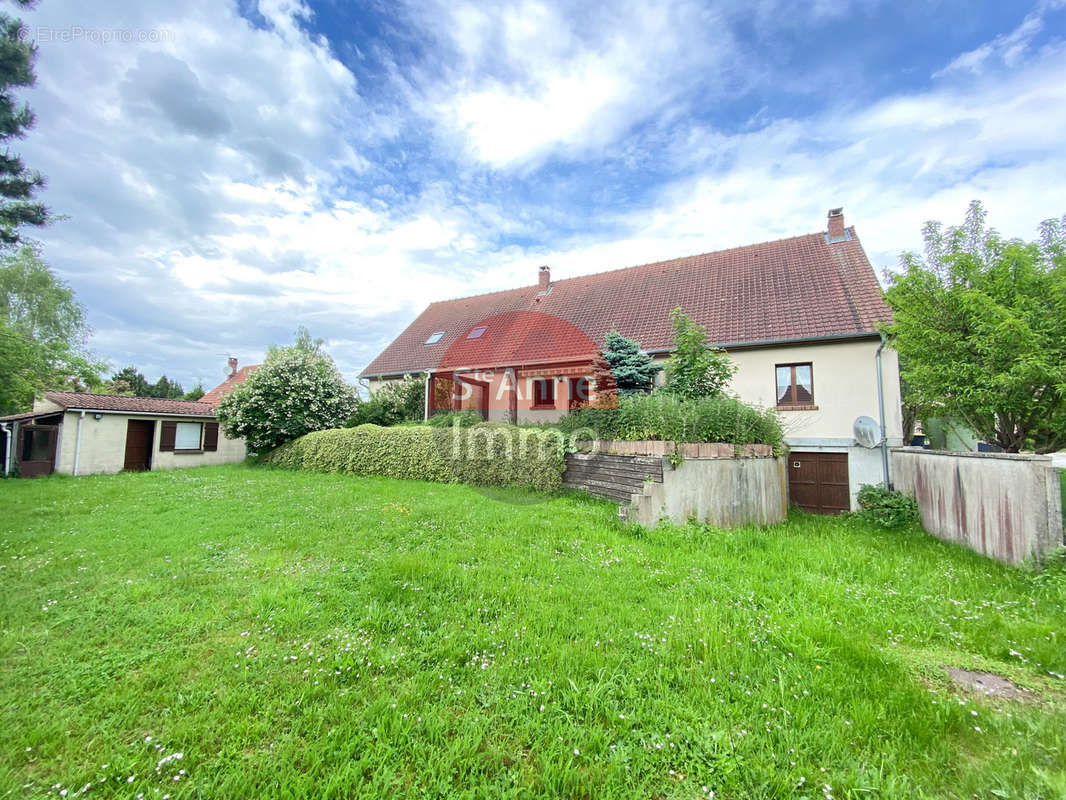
{"left": 360, "top": 227, "right": 891, "bottom": 377}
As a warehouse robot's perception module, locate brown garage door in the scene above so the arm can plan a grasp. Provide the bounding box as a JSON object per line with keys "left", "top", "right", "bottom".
{"left": 788, "top": 452, "right": 850, "bottom": 514}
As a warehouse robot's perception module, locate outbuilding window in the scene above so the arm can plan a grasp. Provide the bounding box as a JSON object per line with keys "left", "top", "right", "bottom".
{"left": 775, "top": 363, "right": 814, "bottom": 407}
{"left": 160, "top": 421, "right": 220, "bottom": 453}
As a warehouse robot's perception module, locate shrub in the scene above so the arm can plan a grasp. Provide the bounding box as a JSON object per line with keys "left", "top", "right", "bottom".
{"left": 853, "top": 484, "right": 920, "bottom": 528}
{"left": 427, "top": 410, "right": 481, "bottom": 428}
{"left": 216, "top": 328, "right": 357, "bottom": 455}
{"left": 556, "top": 393, "right": 784, "bottom": 452}
{"left": 350, "top": 375, "right": 425, "bottom": 427}
{"left": 264, "top": 423, "right": 567, "bottom": 493}
{"left": 661, "top": 307, "right": 736, "bottom": 399}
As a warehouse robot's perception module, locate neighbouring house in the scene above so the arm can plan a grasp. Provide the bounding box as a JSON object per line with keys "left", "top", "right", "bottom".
{"left": 199, "top": 357, "right": 260, "bottom": 405}
{"left": 0, "top": 361, "right": 257, "bottom": 477}
{"left": 360, "top": 208, "right": 903, "bottom": 512}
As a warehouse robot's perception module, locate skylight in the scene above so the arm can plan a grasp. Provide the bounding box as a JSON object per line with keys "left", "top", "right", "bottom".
{"left": 466, "top": 326, "right": 487, "bottom": 339}
{"left": 424, "top": 331, "right": 445, "bottom": 345}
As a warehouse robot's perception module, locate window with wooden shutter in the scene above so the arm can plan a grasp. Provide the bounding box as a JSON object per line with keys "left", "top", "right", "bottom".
{"left": 203, "top": 422, "right": 219, "bottom": 452}
{"left": 159, "top": 421, "right": 177, "bottom": 451}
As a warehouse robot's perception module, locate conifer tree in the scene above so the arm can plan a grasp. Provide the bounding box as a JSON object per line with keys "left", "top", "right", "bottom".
{"left": 0, "top": 2, "right": 50, "bottom": 247}
{"left": 602, "top": 330, "right": 659, "bottom": 395}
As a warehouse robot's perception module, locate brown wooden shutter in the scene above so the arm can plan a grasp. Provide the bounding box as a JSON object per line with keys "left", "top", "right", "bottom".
{"left": 159, "top": 421, "right": 176, "bottom": 451}
{"left": 203, "top": 422, "right": 219, "bottom": 452}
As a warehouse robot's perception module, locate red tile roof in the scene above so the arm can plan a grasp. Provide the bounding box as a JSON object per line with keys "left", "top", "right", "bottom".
{"left": 44, "top": 392, "right": 217, "bottom": 417}
{"left": 200, "top": 365, "right": 259, "bottom": 406}
{"left": 360, "top": 224, "right": 891, "bottom": 378}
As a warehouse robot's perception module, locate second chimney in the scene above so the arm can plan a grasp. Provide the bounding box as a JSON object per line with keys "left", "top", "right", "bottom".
{"left": 538, "top": 265, "right": 551, "bottom": 290}
{"left": 827, "top": 207, "right": 846, "bottom": 242}
{"left": 227, "top": 357, "right": 238, "bottom": 378}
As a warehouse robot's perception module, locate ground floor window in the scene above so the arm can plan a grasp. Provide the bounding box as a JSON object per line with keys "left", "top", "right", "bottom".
{"left": 532, "top": 378, "right": 555, "bottom": 408}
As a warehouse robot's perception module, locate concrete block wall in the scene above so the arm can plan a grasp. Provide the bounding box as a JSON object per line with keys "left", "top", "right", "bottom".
{"left": 891, "top": 447, "right": 1064, "bottom": 566}
{"left": 563, "top": 441, "right": 787, "bottom": 529}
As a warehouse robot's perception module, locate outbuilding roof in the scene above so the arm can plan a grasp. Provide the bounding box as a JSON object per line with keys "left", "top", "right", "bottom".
{"left": 43, "top": 392, "right": 217, "bottom": 417}
{"left": 360, "top": 215, "right": 891, "bottom": 378}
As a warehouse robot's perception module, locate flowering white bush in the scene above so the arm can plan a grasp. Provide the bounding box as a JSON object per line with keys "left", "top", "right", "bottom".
{"left": 216, "top": 328, "right": 357, "bottom": 455}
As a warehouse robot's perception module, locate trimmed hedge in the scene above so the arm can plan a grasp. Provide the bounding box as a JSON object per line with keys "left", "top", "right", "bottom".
{"left": 263, "top": 423, "right": 567, "bottom": 493}
{"left": 556, "top": 393, "right": 784, "bottom": 452}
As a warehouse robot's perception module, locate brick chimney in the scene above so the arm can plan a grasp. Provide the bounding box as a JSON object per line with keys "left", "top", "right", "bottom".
{"left": 227, "top": 357, "right": 238, "bottom": 378}
{"left": 827, "top": 207, "right": 846, "bottom": 242}
{"left": 538, "top": 265, "right": 551, "bottom": 290}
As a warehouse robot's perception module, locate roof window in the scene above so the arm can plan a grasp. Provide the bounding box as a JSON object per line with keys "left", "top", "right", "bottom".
{"left": 424, "top": 331, "right": 445, "bottom": 345}
{"left": 466, "top": 326, "right": 488, "bottom": 339}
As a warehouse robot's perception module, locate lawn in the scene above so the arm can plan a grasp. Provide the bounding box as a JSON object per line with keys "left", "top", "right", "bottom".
{"left": 1, "top": 466, "right": 1064, "bottom": 799}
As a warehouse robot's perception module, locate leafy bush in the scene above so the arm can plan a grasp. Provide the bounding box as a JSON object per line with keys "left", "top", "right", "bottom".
{"left": 264, "top": 423, "right": 567, "bottom": 493}
{"left": 216, "top": 328, "right": 357, "bottom": 455}
{"left": 661, "top": 307, "right": 736, "bottom": 399}
{"left": 853, "top": 484, "right": 920, "bottom": 528}
{"left": 350, "top": 375, "right": 425, "bottom": 427}
{"left": 427, "top": 410, "right": 482, "bottom": 428}
{"left": 556, "top": 392, "right": 783, "bottom": 451}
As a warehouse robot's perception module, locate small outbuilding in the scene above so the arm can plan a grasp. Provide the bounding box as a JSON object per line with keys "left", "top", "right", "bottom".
{"left": 0, "top": 392, "right": 246, "bottom": 477}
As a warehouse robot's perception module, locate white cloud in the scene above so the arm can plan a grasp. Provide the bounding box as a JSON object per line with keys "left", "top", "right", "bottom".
{"left": 417, "top": 0, "right": 737, "bottom": 169}
{"left": 934, "top": 0, "right": 1066, "bottom": 77}
{"left": 12, "top": 0, "right": 1066, "bottom": 389}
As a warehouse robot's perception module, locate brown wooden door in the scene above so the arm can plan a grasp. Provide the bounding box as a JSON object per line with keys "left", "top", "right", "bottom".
{"left": 16, "top": 425, "right": 58, "bottom": 477}
{"left": 788, "top": 451, "right": 850, "bottom": 514}
{"left": 124, "top": 420, "right": 155, "bottom": 471}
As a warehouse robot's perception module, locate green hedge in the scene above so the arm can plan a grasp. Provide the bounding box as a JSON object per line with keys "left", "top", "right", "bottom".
{"left": 556, "top": 393, "right": 784, "bottom": 452}
{"left": 264, "top": 423, "right": 567, "bottom": 493}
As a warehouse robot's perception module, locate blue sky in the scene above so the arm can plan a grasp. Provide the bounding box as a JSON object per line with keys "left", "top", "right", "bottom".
{"left": 16, "top": 0, "right": 1066, "bottom": 389}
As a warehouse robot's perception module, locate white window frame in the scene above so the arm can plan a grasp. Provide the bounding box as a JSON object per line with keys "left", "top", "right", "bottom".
{"left": 175, "top": 421, "right": 203, "bottom": 451}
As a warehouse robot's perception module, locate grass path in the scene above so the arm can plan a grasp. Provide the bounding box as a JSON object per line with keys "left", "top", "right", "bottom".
{"left": 1, "top": 465, "right": 1064, "bottom": 799}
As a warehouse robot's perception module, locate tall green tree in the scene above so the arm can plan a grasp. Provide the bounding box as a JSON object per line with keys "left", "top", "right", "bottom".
{"left": 217, "top": 327, "right": 357, "bottom": 454}
{"left": 0, "top": 1, "right": 50, "bottom": 247}
{"left": 883, "top": 201, "right": 1066, "bottom": 453}
{"left": 662, "top": 307, "right": 736, "bottom": 400}
{"left": 602, "top": 329, "right": 659, "bottom": 395}
{"left": 0, "top": 245, "right": 101, "bottom": 413}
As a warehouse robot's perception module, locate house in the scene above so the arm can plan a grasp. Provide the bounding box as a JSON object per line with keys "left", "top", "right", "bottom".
{"left": 199, "top": 357, "right": 260, "bottom": 405}
{"left": 360, "top": 208, "right": 903, "bottom": 512}
{"left": 0, "top": 363, "right": 256, "bottom": 477}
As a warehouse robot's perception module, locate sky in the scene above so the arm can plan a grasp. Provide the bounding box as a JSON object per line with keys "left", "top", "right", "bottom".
{"left": 15, "top": 0, "right": 1066, "bottom": 390}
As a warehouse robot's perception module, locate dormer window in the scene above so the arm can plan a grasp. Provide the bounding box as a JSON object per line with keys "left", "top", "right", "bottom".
{"left": 466, "top": 326, "right": 487, "bottom": 340}
{"left": 424, "top": 331, "right": 445, "bottom": 345}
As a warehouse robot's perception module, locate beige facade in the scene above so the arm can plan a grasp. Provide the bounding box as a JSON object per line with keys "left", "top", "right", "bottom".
{"left": 52, "top": 411, "right": 246, "bottom": 475}
{"left": 370, "top": 336, "right": 903, "bottom": 509}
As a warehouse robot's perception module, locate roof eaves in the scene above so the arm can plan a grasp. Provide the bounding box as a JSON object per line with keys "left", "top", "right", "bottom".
{"left": 644, "top": 330, "right": 883, "bottom": 354}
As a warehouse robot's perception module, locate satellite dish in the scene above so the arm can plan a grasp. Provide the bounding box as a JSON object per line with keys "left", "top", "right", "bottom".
{"left": 853, "top": 416, "right": 882, "bottom": 448}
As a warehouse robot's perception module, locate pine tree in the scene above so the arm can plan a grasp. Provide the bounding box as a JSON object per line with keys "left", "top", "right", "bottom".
{"left": 602, "top": 330, "right": 659, "bottom": 395}
{"left": 0, "top": 2, "right": 50, "bottom": 247}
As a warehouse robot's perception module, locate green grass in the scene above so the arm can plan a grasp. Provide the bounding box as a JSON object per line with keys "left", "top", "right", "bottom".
{"left": 1, "top": 466, "right": 1064, "bottom": 799}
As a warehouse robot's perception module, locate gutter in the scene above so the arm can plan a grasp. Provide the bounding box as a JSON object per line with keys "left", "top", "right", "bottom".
{"left": 0, "top": 422, "right": 10, "bottom": 476}
{"left": 644, "top": 330, "right": 883, "bottom": 355}
{"left": 875, "top": 334, "right": 890, "bottom": 489}
{"left": 73, "top": 411, "right": 85, "bottom": 477}
{"left": 59, "top": 407, "right": 215, "bottom": 420}
{"left": 423, "top": 369, "right": 432, "bottom": 422}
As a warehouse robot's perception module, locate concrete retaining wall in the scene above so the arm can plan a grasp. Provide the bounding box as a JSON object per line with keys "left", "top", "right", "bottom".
{"left": 891, "top": 447, "right": 1064, "bottom": 566}
{"left": 564, "top": 441, "right": 787, "bottom": 529}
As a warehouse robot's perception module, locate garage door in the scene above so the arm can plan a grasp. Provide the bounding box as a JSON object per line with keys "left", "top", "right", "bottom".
{"left": 788, "top": 452, "right": 850, "bottom": 514}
